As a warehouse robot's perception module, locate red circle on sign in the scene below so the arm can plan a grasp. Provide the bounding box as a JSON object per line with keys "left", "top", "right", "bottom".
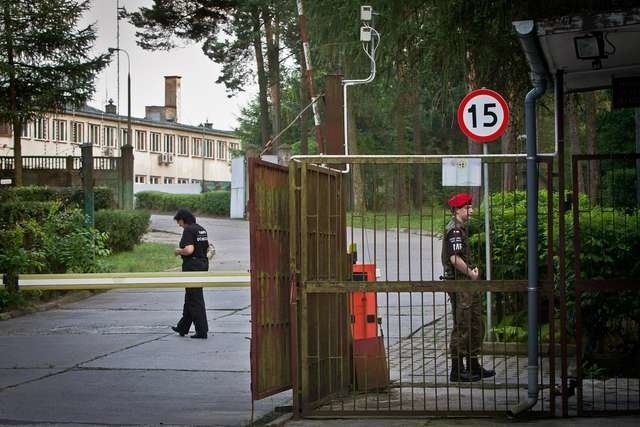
{"left": 457, "top": 88, "right": 510, "bottom": 143}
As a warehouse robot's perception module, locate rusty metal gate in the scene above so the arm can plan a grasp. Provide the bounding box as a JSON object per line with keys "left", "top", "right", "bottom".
{"left": 249, "top": 158, "right": 352, "bottom": 410}
{"left": 250, "top": 153, "right": 640, "bottom": 417}
{"left": 249, "top": 159, "right": 292, "bottom": 400}
{"left": 571, "top": 154, "right": 640, "bottom": 416}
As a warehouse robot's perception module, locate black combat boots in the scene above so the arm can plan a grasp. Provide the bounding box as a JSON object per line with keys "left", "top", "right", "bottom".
{"left": 449, "top": 356, "right": 481, "bottom": 382}
{"left": 467, "top": 356, "right": 496, "bottom": 379}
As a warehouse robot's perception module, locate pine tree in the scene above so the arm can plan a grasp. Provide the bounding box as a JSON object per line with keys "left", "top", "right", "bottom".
{"left": 0, "top": 0, "right": 109, "bottom": 185}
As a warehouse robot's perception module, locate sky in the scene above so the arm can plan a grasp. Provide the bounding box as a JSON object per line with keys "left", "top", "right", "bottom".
{"left": 81, "top": 0, "right": 256, "bottom": 131}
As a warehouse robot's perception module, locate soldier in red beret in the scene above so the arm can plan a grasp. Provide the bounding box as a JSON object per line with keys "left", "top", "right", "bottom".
{"left": 442, "top": 193, "right": 495, "bottom": 382}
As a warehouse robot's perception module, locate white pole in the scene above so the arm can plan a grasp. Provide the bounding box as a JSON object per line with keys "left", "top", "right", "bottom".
{"left": 483, "top": 143, "right": 493, "bottom": 340}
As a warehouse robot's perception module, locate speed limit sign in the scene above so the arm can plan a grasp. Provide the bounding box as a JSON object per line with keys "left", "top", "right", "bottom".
{"left": 457, "top": 88, "right": 509, "bottom": 143}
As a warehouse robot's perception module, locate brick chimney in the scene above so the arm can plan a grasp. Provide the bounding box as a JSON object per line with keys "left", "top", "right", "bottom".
{"left": 105, "top": 99, "right": 117, "bottom": 114}
{"left": 164, "top": 76, "right": 181, "bottom": 122}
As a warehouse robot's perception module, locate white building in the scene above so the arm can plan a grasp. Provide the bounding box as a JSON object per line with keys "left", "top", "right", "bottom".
{"left": 0, "top": 76, "right": 240, "bottom": 189}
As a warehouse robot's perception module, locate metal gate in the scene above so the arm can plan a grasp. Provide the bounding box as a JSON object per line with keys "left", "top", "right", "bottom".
{"left": 250, "top": 153, "right": 640, "bottom": 417}
{"left": 571, "top": 154, "right": 640, "bottom": 415}
{"left": 249, "top": 159, "right": 292, "bottom": 400}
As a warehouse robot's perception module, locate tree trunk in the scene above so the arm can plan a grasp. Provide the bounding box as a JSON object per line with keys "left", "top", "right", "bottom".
{"left": 392, "top": 88, "right": 408, "bottom": 212}
{"left": 4, "top": 2, "right": 22, "bottom": 186}
{"left": 465, "top": 49, "right": 482, "bottom": 202}
{"left": 251, "top": 9, "right": 270, "bottom": 149}
{"left": 584, "top": 92, "right": 599, "bottom": 204}
{"left": 411, "top": 89, "right": 423, "bottom": 209}
{"left": 501, "top": 89, "right": 520, "bottom": 192}
{"left": 296, "top": 48, "right": 309, "bottom": 155}
{"left": 501, "top": 121, "right": 514, "bottom": 192}
{"left": 636, "top": 108, "right": 640, "bottom": 207}
{"left": 348, "top": 100, "right": 364, "bottom": 213}
{"left": 12, "top": 117, "right": 22, "bottom": 186}
{"left": 263, "top": 7, "right": 281, "bottom": 147}
{"left": 567, "top": 93, "right": 585, "bottom": 195}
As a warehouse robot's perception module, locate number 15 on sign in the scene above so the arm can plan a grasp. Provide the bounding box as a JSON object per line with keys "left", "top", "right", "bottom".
{"left": 457, "top": 88, "right": 510, "bottom": 143}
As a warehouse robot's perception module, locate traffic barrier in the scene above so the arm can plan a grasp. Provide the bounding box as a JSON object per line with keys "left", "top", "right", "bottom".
{"left": 17, "top": 271, "right": 250, "bottom": 290}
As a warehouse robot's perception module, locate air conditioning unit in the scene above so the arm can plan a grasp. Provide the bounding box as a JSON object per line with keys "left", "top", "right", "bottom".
{"left": 166, "top": 153, "right": 174, "bottom": 164}
{"left": 158, "top": 153, "right": 166, "bottom": 165}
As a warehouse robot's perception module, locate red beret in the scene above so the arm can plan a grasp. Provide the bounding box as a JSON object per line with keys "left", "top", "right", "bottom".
{"left": 447, "top": 193, "right": 472, "bottom": 209}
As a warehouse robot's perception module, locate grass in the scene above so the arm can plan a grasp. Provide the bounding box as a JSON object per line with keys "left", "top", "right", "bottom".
{"left": 102, "top": 242, "right": 181, "bottom": 272}
{"left": 347, "top": 210, "right": 449, "bottom": 236}
{"left": 1, "top": 243, "right": 182, "bottom": 314}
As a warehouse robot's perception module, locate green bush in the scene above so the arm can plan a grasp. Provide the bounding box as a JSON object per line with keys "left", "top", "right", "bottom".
{"left": 135, "top": 190, "right": 230, "bottom": 217}
{"left": 0, "top": 200, "right": 63, "bottom": 224}
{"left": 471, "top": 190, "right": 640, "bottom": 374}
{"left": 0, "top": 185, "right": 115, "bottom": 210}
{"left": 0, "top": 185, "right": 57, "bottom": 202}
{"left": 66, "top": 187, "right": 116, "bottom": 211}
{"left": 0, "top": 208, "right": 110, "bottom": 276}
{"left": 94, "top": 209, "right": 150, "bottom": 252}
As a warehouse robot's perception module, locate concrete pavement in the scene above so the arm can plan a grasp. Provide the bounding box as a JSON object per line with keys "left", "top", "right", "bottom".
{"left": 0, "top": 215, "right": 289, "bottom": 426}
{"left": 0, "top": 286, "right": 289, "bottom": 426}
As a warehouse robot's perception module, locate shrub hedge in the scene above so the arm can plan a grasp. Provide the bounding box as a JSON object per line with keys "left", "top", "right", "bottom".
{"left": 470, "top": 190, "right": 640, "bottom": 373}
{"left": 94, "top": 209, "right": 150, "bottom": 252}
{"left": 0, "top": 185, "right": 115, "bottom": 210}
{"left": 135, "top": 190, "right": 230, "bottom": 217}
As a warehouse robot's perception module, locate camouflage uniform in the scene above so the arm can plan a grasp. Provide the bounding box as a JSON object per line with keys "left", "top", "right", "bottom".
{"left": 441, "top": 218, "right": 483, "bottom": 358}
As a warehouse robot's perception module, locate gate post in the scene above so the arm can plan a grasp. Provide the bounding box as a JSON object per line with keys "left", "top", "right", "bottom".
{"left": 80, "top": 143, "right": 94, "bottom": 227}
{"left": 120, "top": 144, "right": 134, "bottom": 209}
{"left": 324, "top": 74, "right": 344, "bottom": 156}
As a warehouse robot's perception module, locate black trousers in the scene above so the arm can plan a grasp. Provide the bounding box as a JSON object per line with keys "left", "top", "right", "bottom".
{"left": 176, "top": 287, "right": 208, "bottom": 335}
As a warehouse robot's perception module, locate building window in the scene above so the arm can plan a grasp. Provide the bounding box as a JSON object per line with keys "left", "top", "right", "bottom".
{"left": 71, "top": 121, "right": 84, "bottom": 143}
{"left": 21, "top": 122, "right": 30, "bottom": 138}
{"left": 33, "top": 118, "right": 48, "bottom": 140}
{"left": 53, "top": 119, "right": 67, "bottom": 142}
{"left": 163, "top": 177, "right": 174, "bottom": 184}
{"left": 135, "top": 175, "right": 146, "bottom": 183}
{"left": 135, "top": 130, "right": 147, "bottom": 151}
{"left": 191, "top": 179, "right": 200, "bottom": 184}
{"left": 150, "top": 132, "right": 161, "bottom": 152}
{"left": 164, "top": 134, "right": 175, "bottom": 153}
{"left": 88, "top": 124, "right": 100, "bottom": 145}
{"left": 177, "top": 178, "right": 189, "bottom": 184}
{"left": 191, "top": 137, "right": 202, "bottom": 157}
{"left": 178, "top": 136, "right": 189, "bottom": 156}
{"left": 204, "top": 139, "right": 214, "bottom": 158}
{"left": 229, "top": 142, "right": 240, "bottom": 156}
{"left": 0, "top": 121, "right": 11, "bottom": 137}
{"left": 217, "top": 140, "right": 227, "bottom": 160}
{"left": 120, "top": 128, "right": 129, "bottom": 146}
{"left": 104, "top": 126, "right": 116, "bottom": 147}
{"left": 149, "top": 175, "right": 160, "bottom": 184}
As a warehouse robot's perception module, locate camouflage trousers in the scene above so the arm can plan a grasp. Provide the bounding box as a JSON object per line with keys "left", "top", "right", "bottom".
{"left": 448, "top": 291, "right": 484, "bottom": 357}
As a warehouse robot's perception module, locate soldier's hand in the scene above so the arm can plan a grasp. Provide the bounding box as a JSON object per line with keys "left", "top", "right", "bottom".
{"left": 468, "top": 267, "right": 479, "bottom": 280}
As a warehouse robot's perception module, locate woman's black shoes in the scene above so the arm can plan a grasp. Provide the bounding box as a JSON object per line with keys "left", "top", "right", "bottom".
{"left": 171, "top": 326, "right": 186, "bottom": 337}
{"left": 190, "top": 333, "right": 207, "bottom": 339}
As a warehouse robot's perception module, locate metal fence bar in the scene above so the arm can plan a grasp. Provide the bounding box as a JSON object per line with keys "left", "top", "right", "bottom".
{"left": 17, "top": 271, "right": 249, "bottom": 290}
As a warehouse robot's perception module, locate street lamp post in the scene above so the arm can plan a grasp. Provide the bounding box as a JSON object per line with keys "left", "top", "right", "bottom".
{"left": 108, "top": 47, "right": 134, "bottom": 209}
{"left": 108, "top": 47, "right": 132, "bottom": 148}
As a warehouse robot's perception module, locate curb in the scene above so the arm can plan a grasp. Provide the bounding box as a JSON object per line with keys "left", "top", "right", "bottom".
{"left": 0, "top": 290, "right": 95, "bottom": 320}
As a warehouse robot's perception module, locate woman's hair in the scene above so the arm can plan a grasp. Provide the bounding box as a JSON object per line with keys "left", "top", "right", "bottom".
{"left": 173, "top": 208, "right": 196, "bottom": 225}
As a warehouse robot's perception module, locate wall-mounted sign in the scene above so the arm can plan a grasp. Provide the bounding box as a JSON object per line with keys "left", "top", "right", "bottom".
{"left": 442, "top": 158, "right": 482, "bottom": 187}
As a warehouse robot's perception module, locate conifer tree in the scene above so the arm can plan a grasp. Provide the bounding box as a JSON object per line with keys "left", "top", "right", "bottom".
{"left": 0, "top": 0, "right": 109, "bottom": 185}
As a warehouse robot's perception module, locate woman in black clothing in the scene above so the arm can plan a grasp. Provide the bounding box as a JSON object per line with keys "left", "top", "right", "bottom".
{"left": 171, "top": 208, "right": 209, "bottom": 339}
